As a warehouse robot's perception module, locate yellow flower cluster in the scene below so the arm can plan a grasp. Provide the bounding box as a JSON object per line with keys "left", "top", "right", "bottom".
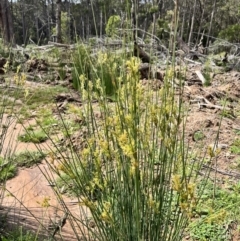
{"left": 14, "top": 65, "right": 27, "bottom": 86}
{"left": 38, "top": 196, "right": 51, "bottom": 208}
{"left": 97, "top": 52, "right": 108, "bottom": 65}
{"left": 172, "top": 175, "right": 196, "bottom": 216}
{"left": 126, "top": 57, "right": 141, "bottom": 77}
{"left": 148, "top": 197, "right": 160, "bottom": 213}
{"left": 79, "top": 74, "right": 89, "bottom": 100}
{"left": 81, "top": 197, "right": 96, "bottom": 210}
{"left": 100, "top": 201, "right": 113, "bottom": 223}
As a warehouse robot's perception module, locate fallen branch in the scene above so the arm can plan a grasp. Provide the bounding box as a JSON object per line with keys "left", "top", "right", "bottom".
{"left": 199, "top": 103, "right": 230, "bottom": 110}
{"left": 202, "top": 164, "right": 240, "bottom": 178}
{"left": 195, "top": 70, "right": 206, "bottom": 84}
{"left": 47, "top": 41, "right": 76, "bottom": 49}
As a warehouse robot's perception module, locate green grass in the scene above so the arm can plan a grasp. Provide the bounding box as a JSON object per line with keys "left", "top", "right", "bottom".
{"left": 0, "top": 151, "right": 46, "bottom": 183}
{"left": 0, "top": 157, "right": 17, "bottom": 182}
{"left": 189, "top": 180, "right": 240, "bottom": 240}
{"left": 193, "top": 131, "right": 205, "bottom": 141}
{"left": 189, "top": 221, "right": 231, "bottom": 241}
{"left": 230, "top": 138, "right": 240, "bottom": 154}
{"left": 18, "top": 129, "right": 48, "bottom": 143}
{"left": 0, "top": 226, "right": 50, "bottom": 241}
{"left": 12, "top": 151, "right": 46, "bottom": 168}
{"left": 0, "top": 85, "right": 68, "bottom": 120}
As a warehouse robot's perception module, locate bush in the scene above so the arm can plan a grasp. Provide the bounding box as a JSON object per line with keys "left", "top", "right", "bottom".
{"left": 72, "top": 44, "right": 127, "bottom": 97}
{"left": 106, "top": 15, "right": 121, "bottom": 37}
{"left": 48, "top": 57, "right": 212, "bottom": 240}
{"left": 218, "top": 24, "right": 240, "bottom": 43}
{"left": 71, "top": 44, "right": 92, "bottom": 90}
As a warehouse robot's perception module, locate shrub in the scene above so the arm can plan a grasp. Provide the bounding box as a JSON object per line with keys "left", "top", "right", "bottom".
{"left": 106, "top": 15, "right": 121, "bottom": 37}
{"left": 218, "top": 24, "right": 240, "bottom": 43}
{"left": 47, "top": 57, "right": 213, "bottom": 240}
{"left": 71, "top": 44, "right": 92, "bottom": 90}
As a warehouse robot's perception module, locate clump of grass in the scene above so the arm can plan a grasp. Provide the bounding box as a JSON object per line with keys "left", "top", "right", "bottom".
{"left": 43, "top": 53, "right": 216, "bottom": 241}
{"left": 71, "top": 44, "right": 92, "bottom": 90}
{"left": 0, "top": 157, "right": 17, "bottom": 182}
{"left": 18, "top": 129, "right": 48, "bottom": 143}
{"left": 12, "top": 151, "right": 46, "bottom": 168}
{"left": 230, "top": 138, "right": 240, "bottom": 154}
{"left": 40, "top": 5, "right": 219, "bottom": 240}
{"left": 193, "top": 130, "right": 205, "bottom": 141}
{"left": 203, "top": 60, "right": 213, "bottom": 87}
{"left": 0, "top": 226, "right": 40, "bottom": 241}
{"left": 72, "top": 43, "right": 127, "bottom": 97}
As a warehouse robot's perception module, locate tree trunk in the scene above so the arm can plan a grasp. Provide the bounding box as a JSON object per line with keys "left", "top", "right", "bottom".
{"left": 56, "top": 0, "right": 62, "bottom": 43}
{"left": 180, "top": 0, "right": 186, "bottom": 39}
{"left": 196, "top": 0, "right": 206, "bottom": 44}
{"left": 206, "top": 0, "right": 217, "bottom": 48}
{"left": 36, "top": 17, "right": 39, "bottom": 43}
{"left": 21, "top": 1, "right": 26, "bottom": 44}
{"left": 188, "top": 0, "right": 197, "bottom": 46}
{"left": 47, "top": 0, "right": 51, "bottom": 41}
{"left": 0, "top": 0, "right": 14, "bottom": 45}
{"left": 100, "top": 10, "right": 103, "bottom": 38}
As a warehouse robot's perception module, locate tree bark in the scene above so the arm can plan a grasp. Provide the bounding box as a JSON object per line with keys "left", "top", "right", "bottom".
{"left": 196, "top": 0, "right": 206, "bottom": 44}
{"left": 188, "top": 0, "right": 197, "bottom": 46}
{"left": 206, "top": 0, "right": 217, "bottom": 48}
{"left": 56, "top": 0, "right": 62, "bottom": 43}
{"left": 0, "top": 0, "right": 14, "bottom": 45}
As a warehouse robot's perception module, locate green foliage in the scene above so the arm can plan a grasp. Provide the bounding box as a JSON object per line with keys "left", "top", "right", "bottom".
{"left": 16, "top": 86, "right": 66, "bottom": 118}
{"left": 18, "top": 129, "right": 48, "bottom": 143}
{"left": 12, "top": 151, "right": 46, "bottom": 168}
{"left": 71, "top": 44, "right": 91, "bottom": 90}
{"left": 93, "top": 51, "right": 126, "bottom": 96}
{"left": 156, "top": 18, "right": 170, "bottom": 40}
{"left": 218, "top": 24, "right": 240, "bottom": 42}
{"left": 48, "top": 56, "right": 213, "bottom": 240}
{"left": 193, "top": 131, "right": 205, "bottom": 141}
{"left": 190, "top": 180, "right": 240, "bottom": 240}
{"left": 220, "top": 109, "right": 235, "bottom": 119}
{"left": 203, "top": 60, "right": 212, "bottom": 86}
{"left": 52, "top": 12, "right": 70, "bottom": 43}
{"left": 230, "top": 139, "right": 240, "bottom": 154}
{"left": 72, "top": 45, "right": 126, "bottom": 96}
{"left": 58, "top": 66, "right": 67, "bottom": 80}
{"left": 190, "top": 221, "right": 230, "bottom": 241}
{"left": 0, "top": 227, "right": 44, "bottom": 241}
{"left": 149, "top": 5, "right": 159, "bottom": 14}
{"left": 106, "top": 15, "right": 121, "bottom": 37}
{"left": 55, "top": 164, "right": 95, "bottom": 197}
{"left": 0, "top": 157, "right": 17, "bottom": 183}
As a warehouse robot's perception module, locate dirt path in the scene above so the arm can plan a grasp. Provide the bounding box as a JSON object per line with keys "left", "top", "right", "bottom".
{"left": 0, "top": 115, "right": 90, "bottom": 240}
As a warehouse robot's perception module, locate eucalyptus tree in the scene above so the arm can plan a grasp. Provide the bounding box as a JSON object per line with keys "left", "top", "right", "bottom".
{"left": 0, "top": 0, "right": 14, "bottom": 44}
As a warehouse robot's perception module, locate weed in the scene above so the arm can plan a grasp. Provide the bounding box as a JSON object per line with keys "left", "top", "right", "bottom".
{"left": 230, "top": 138, "right": 240, "bottom": 154}
{"left": 230, "top": 145, "right": 240, "bottom": 154}
{"left": 0, "top": 226, "right": 45, "bottom": 241}
{"left": 190, "top": 220, "right": 230, "bottom": 241}
{"left": 71, "top": 44, "right": 91, "bottom": 90}
{"left": 36, "top": 111, "right": 59, "bottom": 134}
{"left": 220, "top": 109, "right": 235, "bottom": 119}
{"left": 18, "top": 129, "right": 48, "bottom": 143}
{"left": 193, "top": 130, "right": 205, "bottom": 141}
{"left": 0, "top": 157, "right": 17, "bottom": 182}
{"left": 203, "top": 60, "right": 212, "bottom": 86}
{"left": 12, "top": 151, "right": 46, "bottom": 168}
{"left": 189, "top": 179, "right": 240, "bottom": 240}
